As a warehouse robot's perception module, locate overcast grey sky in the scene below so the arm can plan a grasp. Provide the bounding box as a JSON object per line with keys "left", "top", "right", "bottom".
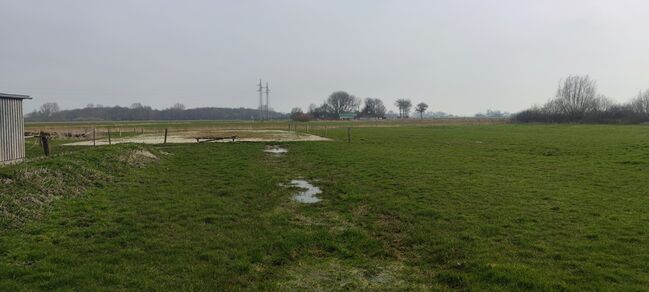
{"left": 2, "top": 0, "right": 649, "bottom": 115}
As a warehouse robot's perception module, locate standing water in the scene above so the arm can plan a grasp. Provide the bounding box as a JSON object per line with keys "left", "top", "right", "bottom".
{"left": 264, "top": 145, "right": 288, "bottom": 155}
{"left": 287, "top": 180, "right": 322, "bottom": 203}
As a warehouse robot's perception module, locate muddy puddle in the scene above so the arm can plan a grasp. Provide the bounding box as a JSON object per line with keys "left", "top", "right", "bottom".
{"left": 264, "top": 145, "right": 288, "bottom": 155}
{"left": 284, "top": 180, "right": 322, "bottom": 203}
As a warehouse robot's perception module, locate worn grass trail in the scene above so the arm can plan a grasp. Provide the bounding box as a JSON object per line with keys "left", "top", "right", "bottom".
{"left": 1, "top": 125, "right": 649, "bottom": 290}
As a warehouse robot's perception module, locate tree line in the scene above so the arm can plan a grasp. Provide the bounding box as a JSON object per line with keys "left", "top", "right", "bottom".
{"left": 513, "top": 75, "right": 649, "bottom": 124}
{"left": 26, "top": 103, "right": 287, "bottom": 122}
{"left": 291, "top": 91, "right": 429, "bottom": 121}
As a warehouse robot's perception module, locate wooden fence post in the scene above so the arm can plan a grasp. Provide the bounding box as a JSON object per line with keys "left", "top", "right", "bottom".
{"left": 108, "top": 128, "right": 112, "bottom": 145}
{"left": 164, "top": 128, "right": 168, "bottom": 144}
{"left": 40, "top": 132, "right": 50, "bottom": 156}
{"left": 93, "top": 128, "right": 96, "bottom": 146}
{"left": 347, "top": 127, "right": 351, "bottom": 143}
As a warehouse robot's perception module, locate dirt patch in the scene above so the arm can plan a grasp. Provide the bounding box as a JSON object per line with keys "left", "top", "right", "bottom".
{"left": 277, "top": 260, "right": 412, "bottom": 290}
{"left": 64, "top": 130, "right": 330, "bottom": 146}
{"left": 118, "top": 149, "right": 160, "bottom": 167}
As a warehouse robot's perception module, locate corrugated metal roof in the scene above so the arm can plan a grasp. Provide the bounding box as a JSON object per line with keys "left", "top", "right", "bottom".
{"left": 0, "top": 93, "right": 31, "bottom": 99}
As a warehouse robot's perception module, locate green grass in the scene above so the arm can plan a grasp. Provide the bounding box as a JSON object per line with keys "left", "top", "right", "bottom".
{"left": 1, "top": 124, "right": 648, "bottom": 290}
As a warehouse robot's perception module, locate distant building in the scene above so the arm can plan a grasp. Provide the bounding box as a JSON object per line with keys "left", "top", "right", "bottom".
{"left": 0, "top": 93, "right": 31, "bottom": 165}
{"left": 338, "top": 113, "right": 357, "bottom": 120}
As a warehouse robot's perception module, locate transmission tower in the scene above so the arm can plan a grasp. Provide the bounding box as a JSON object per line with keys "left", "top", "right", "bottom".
{"left": 265, "top": 82, "right": 270, "bottom": 120}
{"left": 257, "top": 79, "right": 263, "bottom": 121}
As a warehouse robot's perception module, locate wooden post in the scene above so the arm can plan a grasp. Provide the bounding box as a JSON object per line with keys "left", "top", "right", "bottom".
{"left": 119, "top": 128, "right": 122, "bottom": 137}
{"left": 164, "top": 128, "right": 168, "bottom": 144}
{"left": 347, "top": 127, "right": 351, "bottom": 143}
{"left": 93, "top": 128, "right": 96, "bottom": 146}
{"left": 108, "top": 128, "right": 112, "bottom": 145}
{"left": 40, "top": 132, "right": 50, "bottom": 156}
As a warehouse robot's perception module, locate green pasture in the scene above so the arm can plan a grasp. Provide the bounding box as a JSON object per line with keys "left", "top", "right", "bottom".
{"left": 1, "top": 124, "right": 648, "bottom": 290}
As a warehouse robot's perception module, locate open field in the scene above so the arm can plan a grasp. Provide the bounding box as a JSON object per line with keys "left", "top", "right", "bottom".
{"left": 2, "top": 123, "right": 649, "bottom": 290}
{"left": 25, "top": 118, "right": 505, "bottom": 131}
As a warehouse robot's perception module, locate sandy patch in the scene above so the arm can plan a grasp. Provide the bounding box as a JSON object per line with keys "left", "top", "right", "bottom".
{"left": 64, "top": 130, "right": 330, "bottom": 146}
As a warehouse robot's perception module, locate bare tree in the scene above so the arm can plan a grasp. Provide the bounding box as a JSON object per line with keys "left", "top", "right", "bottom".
{"left": 39, "top": 102, "right": 60, "bottom": 117}
{"left": 394, "top": 99, "right": 411, "bottom": 118}
{"left": 327, "top": 91, "right": 360, "bottom": 114}
{"left": 415, "top": 102, "right": 428, "bottom": 119}
{"left": 171, "top": 103, "right": 186, "bottom": 110}
{"left": 594, "top": 95, "right": 614, "bottom": 112}
{"left": 397, "top": 99, "right": 412, "bottom": 118}
{"left": 514, "top": 77, "right": 649, "bottom": 123}
{"left": 394, "top": 100, "right": 402, "bottom": 118}
{"left": 290, "top": 107, "right": 303, "bottom": 117}
{"left": 309, "top": 102, "right": 335, "bottom": 119}
{"left": 308, "top": 103, "right": 318, "bottom": 113}
{"left": 632, "top": 89, "right": 649, "bottom": 115}
{"left": 290, "top": 107, "right": 311, "bottom": 121}
{"left": 361, "top": 98, "right": 386, "bottom": 118}
{"left": 130, "top": 102, "right": 144, "bottom": 109}
{"left": 354, "top": 96, "right": 363, "bottom": 112}
{"left": 554, "top": 75, "right": 598, "bottom": 117}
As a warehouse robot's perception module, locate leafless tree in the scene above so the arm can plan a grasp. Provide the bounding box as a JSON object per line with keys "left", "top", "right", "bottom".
{"left": 130, "top": 102, "right": 144, "bottom": 109}
{"left": 415, "top": 102, "right": 428, "bottom": 119}
{"left": 394, "top": 99, "right": 405, "bottom": 118}
{"left": 308, "top": 103, "right": 318, "bottom": 113}
{"left": 171, "top": 103, "right": 186, "bottom": 110}
{"left": 327, "top": 91, "right": 360, "bottom": 114}
{"left": 514, "top": 77, "right": 649, "bottom": 123}
{"left": 290, "top": 107, "right": 311, "bottom": 121}
{"left": 39, "top": 102, "right": 60, "bottom": 117}
{"left": 632, "top": 89, "right": 649, "bottom": 115}
{"left": 395, "top": 98, "right": 412, "bottom": 119}
{"left": 361, "top": 98, "right": 386, "bottom": 118}
{"left": 594, "top": 95, "right": 614, "bottom": 112}
{"left": 554, "top": 75, "right": 598, "bottom": 117}
{"left": 395, "top": 99, "right": 413, "bottom": 118}
{"left": 290, "top": 107, "right": 303, "bottom": 116}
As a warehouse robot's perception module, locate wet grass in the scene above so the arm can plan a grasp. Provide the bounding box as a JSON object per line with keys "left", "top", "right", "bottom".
{"left": 1, "top": 124, "right": 649, "bottom": 289}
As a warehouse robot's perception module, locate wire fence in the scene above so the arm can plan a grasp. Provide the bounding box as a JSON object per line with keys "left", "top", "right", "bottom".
{"left": 25, "top": 118, "right": 506, "bottom": 152}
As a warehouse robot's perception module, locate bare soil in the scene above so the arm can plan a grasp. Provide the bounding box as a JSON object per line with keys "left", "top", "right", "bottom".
{"left": 64, "top": 130, "right": 330, "bottom": 146}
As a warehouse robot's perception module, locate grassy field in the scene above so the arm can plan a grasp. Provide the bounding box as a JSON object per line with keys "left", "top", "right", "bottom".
{"left": 1, "top": 123, "right": 649, "bottom": 290}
